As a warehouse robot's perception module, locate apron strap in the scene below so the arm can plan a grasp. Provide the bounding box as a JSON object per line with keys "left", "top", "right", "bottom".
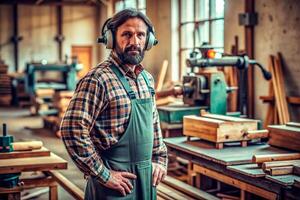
{"left": 141, "top": 71, "right": 155, "bottom": 97}
{"left": 110, "top": 64, "right": 136, "bottom": 99}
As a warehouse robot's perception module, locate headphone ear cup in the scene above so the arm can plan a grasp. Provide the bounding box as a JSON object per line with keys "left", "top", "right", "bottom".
{"left": 105, "top": 30, "right": 114, "bottom": 49}
{"left": 145, "top": 32, "right": 157, "bottom": 51}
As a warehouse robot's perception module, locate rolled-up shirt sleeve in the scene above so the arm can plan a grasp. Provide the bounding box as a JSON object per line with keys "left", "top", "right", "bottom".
{"left": 60, "top": 75, "right": 111, "bottom": 184}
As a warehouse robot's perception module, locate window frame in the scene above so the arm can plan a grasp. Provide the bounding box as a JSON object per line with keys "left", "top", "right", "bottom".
{"left": 113, "top": 0, "right": 146, "bottom": 13}
{"left": 179, "top": 0, "right": 224, "bottom": 78}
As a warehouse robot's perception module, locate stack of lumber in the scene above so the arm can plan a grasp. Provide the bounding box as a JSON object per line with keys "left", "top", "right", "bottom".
{"left": 53, "top": 91, "right": 73, "bottom": 118}
{"left": 259, "top": 53, "right": 296, "bottom": 127}
{"left": 42, "top": 91, "right": 73, "bottom": 137}
{"left": 252, "top": 153, "right": 300, "bottom": 177}
{"left": 157, "top": 176, "right": 219, "bottom": 200}
{"left": 31, "top": 89, "right": 55, "bottom": 114}
{"left": 0, "top": 62, "right": 12, "bottom": 106}
{"left": 267, "top": 122, "right": 300, "bottom": 151}
{"left": 183, "top": 113, "right": 267, "bottom": 149}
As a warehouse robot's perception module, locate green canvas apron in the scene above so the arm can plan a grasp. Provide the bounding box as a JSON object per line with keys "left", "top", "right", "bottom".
{"left": 85, "top": 64, "right": 157, "bottom": 200}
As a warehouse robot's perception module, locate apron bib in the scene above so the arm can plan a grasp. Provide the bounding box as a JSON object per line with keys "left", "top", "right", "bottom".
{"left": 85, "top": 64, "right": 156, "bottom": 200}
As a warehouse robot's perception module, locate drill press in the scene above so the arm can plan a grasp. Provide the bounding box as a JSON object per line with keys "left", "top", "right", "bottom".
{"left": 157, "top": 45, "right": 271, "bottom": 124}
{"left": 0, "top": 124, "right": 20, "bottom": 188}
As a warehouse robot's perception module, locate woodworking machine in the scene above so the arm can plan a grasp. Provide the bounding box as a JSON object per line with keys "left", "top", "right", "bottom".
{"left": 157, "top": 44, "right": 271, "bottom": 124}
{"left": 0, "top": 124, "right": 20, "bottom": 188}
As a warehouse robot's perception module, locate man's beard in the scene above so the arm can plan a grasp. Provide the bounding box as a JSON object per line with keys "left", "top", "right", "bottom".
{"left": 116, "top": 44, "right": 145, "bottom": 65}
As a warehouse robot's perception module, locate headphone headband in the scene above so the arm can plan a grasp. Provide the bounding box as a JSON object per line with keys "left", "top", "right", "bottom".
{"left": 97, "top": 16, "right": 158, "bottom": 50}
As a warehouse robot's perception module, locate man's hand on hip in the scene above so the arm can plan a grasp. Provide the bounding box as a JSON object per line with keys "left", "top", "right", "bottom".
{"left": 103, "top": 170, "right": 137, "bottom": 196}
{"left": 152, "top": 163, "right": 167, "bottom": 187}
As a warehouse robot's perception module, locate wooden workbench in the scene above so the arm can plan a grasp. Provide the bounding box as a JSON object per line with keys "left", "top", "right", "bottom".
{"left": 164, "top": 137, "right": 299, "bottom": 200}
{"left": 0, "top": 148, "right": 67, "bottom": 200}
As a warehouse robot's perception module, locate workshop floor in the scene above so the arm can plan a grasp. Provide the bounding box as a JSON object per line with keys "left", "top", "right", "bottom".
{"left": 0, "top": 106, "right": 86, "bottom": 200}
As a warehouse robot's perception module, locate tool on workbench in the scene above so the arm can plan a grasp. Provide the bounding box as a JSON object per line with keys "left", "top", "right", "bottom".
{"left": 0, "top": 124, "right": 43, "bottom": 188}
{"left": 0, "top": 124, "right": 13, "bottom": 153}
{"left": 0, "top": 124, "right": 20, "bottom": 188}
{"left": 157, "top": 43, "right": 272, "bottom": 124}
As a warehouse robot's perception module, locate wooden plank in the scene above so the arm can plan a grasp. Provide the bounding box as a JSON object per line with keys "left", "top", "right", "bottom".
{"left": 0, "top": 153, "right": 67, "bottom": 173}
{"left": 269, "top": 55, "right": 284, "bottom": 124}
{"left": 286, "top": 122, "right": 300, "bottom": 128}
{"left": 262, "top": 160, "right": 300, "bottom": 171}
{"left": 193, "top": 164, "right": 277, "bottom": 200}
{"left": 157, "top": 183, "right": 194, "bottom": 200}
{"left": 0, "top": 147, "right": 50, "bottom": 159}
{"left": 227, "top": 164, "right": 265, "bottom": 178}
{"left": 260, "top": 95, "right": 300, "bottom": 105}
{"left": 268, "top": 125, "right": 300, "bottom": 151}
{"left": 216, "top": 193, "right": 239, "bottom": 200}
{"left": 156, "top": 60, "right": 168, "bottom": 91}
{"left": 200, "top": 113, "right": 257, "bottom": 123}
{"left": 288, "top": 96, "right": 300, "bottom": 104}
{"left": 162, "top": 176, "right": 219, "bottom": 200}
{"left": 252, "top": 153, "right": 300, "bottom": 164}
{"left": 269, "top": 166, "right": 294, "bottom": 176}
{"left": 46, "top": 171, "right": 84, "bottom": 200}
{"left": 276, "top": 53, "right": 290, "bottom": 123}
{"left": 244, "top": 130, "right": 269, "bottom": 140}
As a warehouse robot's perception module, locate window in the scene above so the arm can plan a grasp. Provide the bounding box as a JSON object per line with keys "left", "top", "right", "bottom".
{"left": 114, "top": 0, "right": 146, "bottom": 14}
{"left": 179, "top": 0, "right": 224, "bottom": 77}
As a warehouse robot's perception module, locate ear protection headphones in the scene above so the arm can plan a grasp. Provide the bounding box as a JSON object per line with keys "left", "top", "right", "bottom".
{"left": 97, "top": 18, "right": 158, "bottom": 51}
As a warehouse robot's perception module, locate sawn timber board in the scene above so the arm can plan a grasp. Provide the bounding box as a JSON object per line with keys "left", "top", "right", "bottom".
{"left": 0, "top": 147, "right": 50, "bottom": 159}
{"left": 0, "top": 152, "right": 67, "bottom": 173}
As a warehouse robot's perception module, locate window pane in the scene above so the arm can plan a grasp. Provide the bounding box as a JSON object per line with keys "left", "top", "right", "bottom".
{"left": 195, "top": 0, "right": 209, "bottom": 20}
{"left": 211, "top": 20, "right": 224, "bottom": 47}
{"left": 180, "top": 50, "right": 192, "bottom": 76}
{"left": 115, "top": 1, "right": 124, "bottom": 12}
{"left": 138, "top": 0, "right": 146, "bottom": 9}
{"left": 211, "top": 0, "right": 224, "bottom": 18}
{"left": 181, "top": 0, "right": 194, "bottom": 22}
{"left": 195, "top": 22, "right": 209, "bottom": 47}
{"left": 181, "top": 23, "right": 194, "bottom": 48}
{"left": 124, "top": 0, "right": 136, "bottom": 8}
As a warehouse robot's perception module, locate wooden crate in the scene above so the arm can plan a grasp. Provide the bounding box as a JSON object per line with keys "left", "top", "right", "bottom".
{"left": 183, "top": 114, "right": 259, "bottom": 149}
{"left": 268, "top": 123, "right": 300, "bottom": 151}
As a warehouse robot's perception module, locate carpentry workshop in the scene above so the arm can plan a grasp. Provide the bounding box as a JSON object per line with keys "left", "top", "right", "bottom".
{"left": 0, "top": 0, "right": 299, "bottom": 199}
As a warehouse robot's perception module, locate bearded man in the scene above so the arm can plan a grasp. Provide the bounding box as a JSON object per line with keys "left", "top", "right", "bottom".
{"left": 60, "top": 8, "right": 168, "bottom": 200}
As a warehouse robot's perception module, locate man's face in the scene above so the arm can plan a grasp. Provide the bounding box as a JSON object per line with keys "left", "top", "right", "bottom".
{"left": 115, "top": 17, "right": 148, "bottom": 65}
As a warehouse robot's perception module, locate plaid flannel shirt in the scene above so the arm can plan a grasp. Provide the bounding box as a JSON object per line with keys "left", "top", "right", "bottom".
{"left": 60, "top": 51, "right": 168, "bottom": 184}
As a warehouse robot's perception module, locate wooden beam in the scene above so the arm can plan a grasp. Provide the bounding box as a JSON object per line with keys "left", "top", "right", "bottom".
{"left": 245, "top": 0, "right": 255, "bottom": 118}
{"left": 262, "top": 160, "right": 300, "bottom": 171}
{"left": 252, "top": 153, "right": 300, "bottom": 164}
{"left": 46, "top": 171, "right": 84, "bottom": 200}
{"left": 269, "top": 166, "right": 294, "bottom": 176}
{"left": 162, "top": 176, "right": 219, "bottom": 200}
{"left": 156, "top": 60, "right": 168, "bottom": 91}
{"left": 260, "top": 96, "right": 300, "bottom": 105}
{"left": 193, "top": 164, "right": 277, "bottom": 200}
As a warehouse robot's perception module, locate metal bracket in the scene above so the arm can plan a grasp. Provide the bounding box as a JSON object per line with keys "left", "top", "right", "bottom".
{"left": 238, "top": 12, "right": 258, "bottom": 26}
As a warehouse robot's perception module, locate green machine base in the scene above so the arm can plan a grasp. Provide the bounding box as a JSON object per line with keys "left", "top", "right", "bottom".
{"left": 158, "top": 105, "right": 207, "bottom": 124}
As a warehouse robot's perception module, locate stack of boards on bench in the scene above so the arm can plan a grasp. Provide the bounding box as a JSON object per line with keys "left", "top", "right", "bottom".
{"left": 183, "top": 113, "right": 268, "bottom": 149}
